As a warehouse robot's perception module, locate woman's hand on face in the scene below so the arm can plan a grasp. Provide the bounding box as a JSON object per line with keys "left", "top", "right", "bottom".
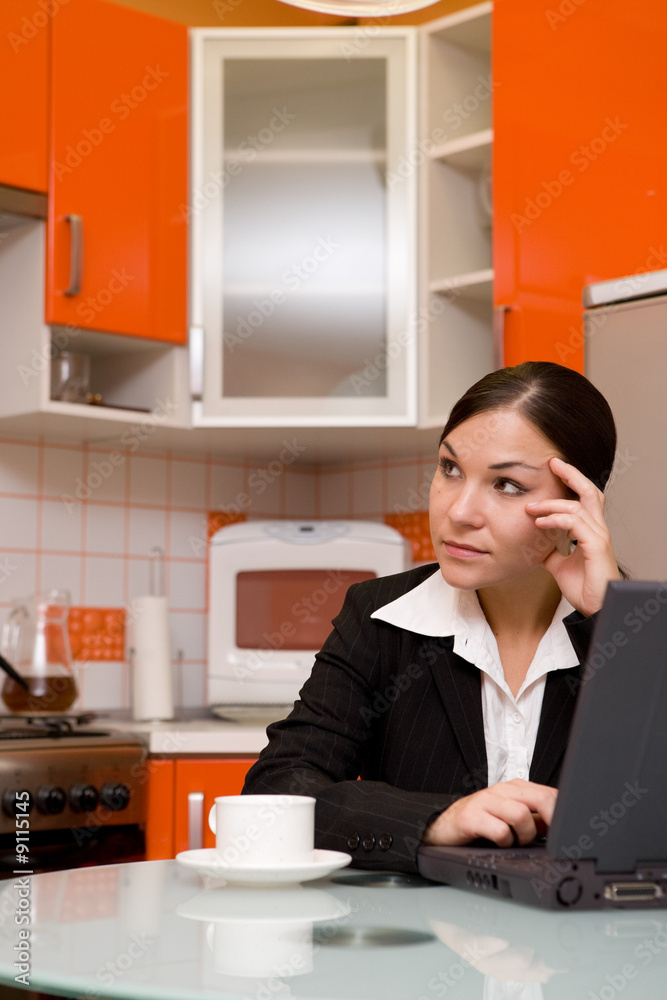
{"left": 422, "top": 779, "right": 558, "bottom": 848}
{"left": 526, "top": 456, "right": 620, "bottom": 617}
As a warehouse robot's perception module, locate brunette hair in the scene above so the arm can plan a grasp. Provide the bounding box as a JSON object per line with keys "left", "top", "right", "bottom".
{"left": 439, "top": 361, "right": 617, "bottom": 492}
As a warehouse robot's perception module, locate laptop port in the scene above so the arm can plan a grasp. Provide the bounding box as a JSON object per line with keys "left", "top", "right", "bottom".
{"left": 604, "top": 882, "right": 663, "bottom": 902}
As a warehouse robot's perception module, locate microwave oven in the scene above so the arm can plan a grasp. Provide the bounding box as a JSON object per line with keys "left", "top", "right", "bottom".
{"left": 207, "top": 520, "right": 410, "bottom": 713}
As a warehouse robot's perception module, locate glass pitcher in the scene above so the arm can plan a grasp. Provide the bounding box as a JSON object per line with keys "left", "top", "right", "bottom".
{"left": 1, "top": 590, "right": 78, "bottom": 714}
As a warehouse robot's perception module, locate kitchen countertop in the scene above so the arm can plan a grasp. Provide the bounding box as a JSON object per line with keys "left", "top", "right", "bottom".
{"left": 2, "top": 860, "right": 667, "bottom": 999}
{"left": 89, "top": 708, "right": 273, "bottom": 756}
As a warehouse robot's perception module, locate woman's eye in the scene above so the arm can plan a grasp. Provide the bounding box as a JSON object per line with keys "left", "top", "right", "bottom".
{"left": 495, "top": 478, "right": 527, "bottom": 496}
{"left": 439, "top": 459, "right": 461, "bottom": 479}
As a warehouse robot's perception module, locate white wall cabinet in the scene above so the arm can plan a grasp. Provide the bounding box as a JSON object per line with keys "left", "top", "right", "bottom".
{"left": 190, "top": 11, "right": 493, "bottom": 431}
{"left": 190, "top": 28, "right": 418, "bottom": 427}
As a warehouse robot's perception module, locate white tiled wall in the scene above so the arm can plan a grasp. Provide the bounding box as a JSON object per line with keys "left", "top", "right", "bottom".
{"left": 0, "top": 435, "right": 436, "bottom": 711}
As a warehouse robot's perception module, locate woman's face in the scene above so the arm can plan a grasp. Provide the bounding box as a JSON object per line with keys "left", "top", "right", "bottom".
{"left": 429, "top": 408, "right": 571, "bottom": 591}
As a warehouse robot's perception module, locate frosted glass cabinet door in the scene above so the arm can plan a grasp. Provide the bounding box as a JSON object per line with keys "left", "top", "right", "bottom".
{"left": 190, "top": 30, "right": 417, "bottom": 426}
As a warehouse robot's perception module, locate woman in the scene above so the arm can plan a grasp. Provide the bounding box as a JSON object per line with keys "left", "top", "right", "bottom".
{"left": 242, "top": 362, "right": 620, "bottom": 873}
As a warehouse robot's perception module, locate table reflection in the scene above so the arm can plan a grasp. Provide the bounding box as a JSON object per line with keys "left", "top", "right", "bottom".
{"left": 176, "top": 884, "right": 350, "bottom": 978}
{"left": 0, "top": 863, "right": 665, "bottom": 999}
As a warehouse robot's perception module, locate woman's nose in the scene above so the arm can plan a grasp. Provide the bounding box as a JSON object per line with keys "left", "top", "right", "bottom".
{"left": 448, "top": 485, "right": 485, "bottom": 526}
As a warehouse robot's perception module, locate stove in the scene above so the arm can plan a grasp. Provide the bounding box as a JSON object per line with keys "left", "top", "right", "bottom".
{"left": 0, "top": 714, "right": 148, "bottom": 876}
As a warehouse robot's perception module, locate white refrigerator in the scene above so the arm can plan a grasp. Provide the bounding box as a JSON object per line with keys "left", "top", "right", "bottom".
{"left": 584, "top": 269, "right": 667, "bottom": 579}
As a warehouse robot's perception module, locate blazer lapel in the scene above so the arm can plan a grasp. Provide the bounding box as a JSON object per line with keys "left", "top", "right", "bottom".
{"left": 530, "top": 666, "right": 581, "bottom": 785}
{"left": 428, "top": 638, "right": 488, "bottom": 788}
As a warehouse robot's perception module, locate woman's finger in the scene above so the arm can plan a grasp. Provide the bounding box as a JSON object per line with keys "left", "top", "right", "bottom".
{"left": 533, "top": 510, "right": 606, "bottom": 538}
{"left": 548, "top": 457, "right": 605, "bottom": 510}
{"left": 529, "top": 503, "right": 608, "bottom": 542}
{"left": 425, "top": 781, "right": 558, "bottom": 846}
{"left": 527, "top": 498, "right": 595, "bottom": 518}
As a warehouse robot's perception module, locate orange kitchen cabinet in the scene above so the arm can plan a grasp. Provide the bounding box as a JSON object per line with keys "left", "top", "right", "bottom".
{"left": 0, "top": 1, "right": 48, "bottom": 192}
{"left": 174, "top": 759, "right": 257, "bottom": 856}
{"left": 145, "top": 758, "right": 257, "bottom": 860}
{"left": 144, "top": 758, "right": 175, "bottom": 861}
{"left": 493, "top": 0, "right": 667, "bottom": 371}
{"left": 47, "top": 0, "right": 187, "bottom": 342}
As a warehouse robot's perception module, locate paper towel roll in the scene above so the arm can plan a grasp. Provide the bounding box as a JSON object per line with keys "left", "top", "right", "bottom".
{"left": 129, "top": 595, "right": 174, "bottom": 721}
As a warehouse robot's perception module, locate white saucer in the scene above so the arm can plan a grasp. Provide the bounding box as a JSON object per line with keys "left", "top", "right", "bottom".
{"left": 175, "top": 848, "right": 352, "bottom": 884}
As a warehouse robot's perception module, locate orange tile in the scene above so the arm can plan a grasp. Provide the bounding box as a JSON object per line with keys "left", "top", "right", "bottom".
{"left": 207, "top": 510, "right": 246, "bottom": 539}
{"left": 385, "top": 511, "right": 435, "bottom": 563}
{"left": 69, "top": 607, "right": 125, "bottom": 662}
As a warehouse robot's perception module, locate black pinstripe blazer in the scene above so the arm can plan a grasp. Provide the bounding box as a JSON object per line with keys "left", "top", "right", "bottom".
{"left": 242, "top": 564, "right": 597, "bottom": 873}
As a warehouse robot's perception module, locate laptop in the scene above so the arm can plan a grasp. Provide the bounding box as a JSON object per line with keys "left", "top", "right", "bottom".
{"left": 418, "top": 580, "right": 667, "bottom": 909}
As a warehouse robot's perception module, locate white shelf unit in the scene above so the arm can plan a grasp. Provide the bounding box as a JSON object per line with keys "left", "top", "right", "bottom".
{"left": 418, "top": 2, "right": 494, "bottom": 429}
{"left": 0, "top": 219, "right": 190, "bottom": 441}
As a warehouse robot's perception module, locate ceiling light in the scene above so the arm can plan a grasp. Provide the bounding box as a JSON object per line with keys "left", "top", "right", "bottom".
{"left": 279, "top": 0, "right": 438, "bottom": 16}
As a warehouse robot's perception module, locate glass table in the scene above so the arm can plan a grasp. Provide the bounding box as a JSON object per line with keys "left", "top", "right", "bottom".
{"left": 1, "top": 860, "right": 666, "bottom": 999}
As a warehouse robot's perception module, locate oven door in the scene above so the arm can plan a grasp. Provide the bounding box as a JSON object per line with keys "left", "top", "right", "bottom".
{"left": 0, "top": 823, "right": 145, "bottom": 879}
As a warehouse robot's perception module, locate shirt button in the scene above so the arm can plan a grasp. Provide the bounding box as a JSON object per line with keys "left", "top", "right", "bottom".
{"left": 361, "top": 835, "right": 376, "bottom": 852}
{"left": 517, "top": 770, "right": 526, "bottom": 779}
{"left": 513, "top": 712, "right": 521, "bottom": 723}
{"left": 378, "top": 833, "right": 393, "bottom": 851}
{"left": 346, "top": 833, "right": 360, "bottom": 850}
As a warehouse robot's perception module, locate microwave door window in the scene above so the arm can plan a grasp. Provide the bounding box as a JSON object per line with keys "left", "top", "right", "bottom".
{"left": 236, "top": 569, "right": 375, "bottom": 650}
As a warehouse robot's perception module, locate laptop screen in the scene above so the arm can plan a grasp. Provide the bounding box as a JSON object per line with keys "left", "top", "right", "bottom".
{"left": 547, "top": 581, "right": 667, "bottom": 872}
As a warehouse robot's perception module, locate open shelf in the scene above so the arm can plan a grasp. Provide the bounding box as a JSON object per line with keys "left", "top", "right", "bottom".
{"left": 224, "top": 149, "right": 386, "bottom": 166}
{"left": 430, "top": 128, "right": 492, "bottom": 170}
{"left": 429, "top": 267, "right": 494, "bottom": 301}
{"left": 47, "top": 328, "right": 189, "bottom": 422}
{"left": 0, "top": 219, "right": 190, "bottom": 437}
{"left": 424, "top": 2, "right": 492, "bottom": 143}
{"left": 419, "top": 290, "right": 494, "bottom": 429}
{"left": 426, "top": 2, "right": 492, "bottom": 51}
{"left": 427, "top": 157, "right": 492, "bottom": 282}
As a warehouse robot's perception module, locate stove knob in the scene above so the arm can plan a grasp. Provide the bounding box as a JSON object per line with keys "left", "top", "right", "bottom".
{"left": 69, "top": 784, "right": 99, "bottom": 814}
{"left": 100, "top": 782, "right": 131, "bottom": 812}
{"left": 2, "top": 790, "right": 32, "bottom": 818}
{"left": 36, "top": 786, "right": 67, "bottom": 815}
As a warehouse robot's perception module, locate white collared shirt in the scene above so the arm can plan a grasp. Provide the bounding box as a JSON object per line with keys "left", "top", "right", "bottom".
{"left": 371, "top": 570, "right": 579, "bottom": 785}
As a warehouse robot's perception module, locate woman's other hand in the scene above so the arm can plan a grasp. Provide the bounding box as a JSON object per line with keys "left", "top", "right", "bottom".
{"left": 422, "top": 779, "right": 558, "bottom": 847}
{"left": 526, "top": 456, "right": 620, "bottom": 616}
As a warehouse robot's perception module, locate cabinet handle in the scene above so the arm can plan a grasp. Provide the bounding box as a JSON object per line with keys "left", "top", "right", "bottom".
{"left": 493, "top": 305, "right": 510, "bottom": 370}
{"left": 188, "top": 791, "right": 205, "bottom": 850}
{"left": 63, "top": 213, "right": 83, "bottom": 297}
{"left": 189, "top": 326, "right": 204, "bottom": 400}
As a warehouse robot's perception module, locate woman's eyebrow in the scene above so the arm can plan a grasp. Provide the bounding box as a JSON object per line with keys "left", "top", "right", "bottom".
{"left": 441, "top": 440, "right": 456, "bottom": 457}
{"left": 488, "top": 460, "right": 543, "bottom": 472}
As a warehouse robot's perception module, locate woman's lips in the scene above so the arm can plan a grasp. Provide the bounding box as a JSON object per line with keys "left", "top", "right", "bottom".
{"left": 444, "top": 540, "right": 488, "bottom": 559}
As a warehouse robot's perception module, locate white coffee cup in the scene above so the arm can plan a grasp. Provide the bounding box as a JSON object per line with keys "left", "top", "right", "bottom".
{"left": 207, "top": 794, "right": 315, "bottom": 867}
